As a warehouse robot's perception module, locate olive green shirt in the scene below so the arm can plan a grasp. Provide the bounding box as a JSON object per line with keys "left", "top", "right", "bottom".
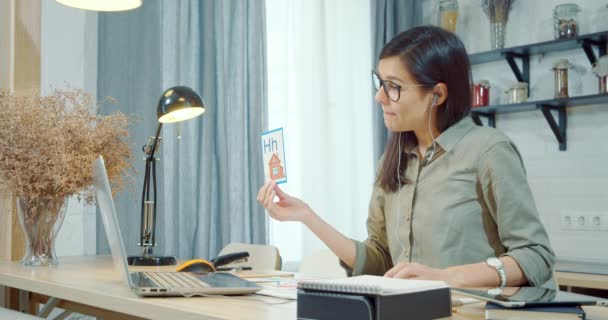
{"left": 343, "top": 117, "right": 555, "bottom": 287}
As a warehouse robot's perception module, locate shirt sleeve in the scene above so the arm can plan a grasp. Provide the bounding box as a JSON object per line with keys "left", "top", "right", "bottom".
{"left": 340, "top": 186, "right": 393, "bottom": 276}
{"left": 477, "top": 140, "right": 555, "bottom": 287}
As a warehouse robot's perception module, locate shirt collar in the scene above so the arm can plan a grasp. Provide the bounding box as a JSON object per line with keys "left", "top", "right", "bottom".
{"left": 435, "top": 116, "right": 476, "bottom": 153}
{"left": 399, "top": 116, "right": 475, "bottom": 155}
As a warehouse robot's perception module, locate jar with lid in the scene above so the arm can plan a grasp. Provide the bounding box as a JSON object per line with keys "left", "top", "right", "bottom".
{"left": 592, "top": 55, "right": 608, "bottom": 94}
{"left": 439, "top": 0, "right": 458, "bottom": 33}
{"left": 553, "top": 3, "right": 580, "bottom": 39}
{"left": 552, "top": 59, "right": 572, "bottom": 98}
{"left": 505, "top": 82, "right": 528, "bottom": 104}
{"left": 472, "top": 80, "right": 490, "bottom": 107}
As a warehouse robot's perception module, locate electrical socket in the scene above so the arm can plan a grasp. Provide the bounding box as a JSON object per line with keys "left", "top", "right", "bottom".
{"left": 560, "top": 211, "right": 575, "bottom": 231}
{"left": 560, "top": 211, "right": 608, "bottom": 232}
{"left": 559, "top": 211, "right": 608, "bottom": 232}
{"left": 586, "top": 212, "right": 608, "bottom": 231}
{"left": 575, "top": 213, "right": 587, "bottom": 230}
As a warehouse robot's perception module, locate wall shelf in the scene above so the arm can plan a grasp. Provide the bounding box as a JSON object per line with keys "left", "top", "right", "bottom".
{"left": 469, "top": 31, "right": 608, "bottom": 65}
{"left": 471, "top": 94, "right": 608, "bottom": 151}
{"left": 469, "top": 31, "right": 608, "bottom": 151}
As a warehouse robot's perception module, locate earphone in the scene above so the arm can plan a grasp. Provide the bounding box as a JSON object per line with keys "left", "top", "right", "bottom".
{"left": 427, "top": 93, "right": 439, "bottom": 166}
{"left": 394, "top": 93, "right": 440, "bottom": 261}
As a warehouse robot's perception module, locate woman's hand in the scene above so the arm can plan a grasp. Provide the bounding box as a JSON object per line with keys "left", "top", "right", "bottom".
{"left": 384, "top": 262, "right": 463, "bottom": 287}
{"left": 257, "top": 180, "right": 312, "bottom": 223}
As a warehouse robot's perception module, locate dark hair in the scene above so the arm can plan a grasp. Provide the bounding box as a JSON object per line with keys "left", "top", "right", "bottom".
{"left": 375, "top": 26, "right": 472, "bottom": 192}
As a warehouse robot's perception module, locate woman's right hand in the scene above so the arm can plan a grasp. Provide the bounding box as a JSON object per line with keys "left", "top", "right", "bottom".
{"left": 257, "top": 180, "right": 312, "bottom": 223}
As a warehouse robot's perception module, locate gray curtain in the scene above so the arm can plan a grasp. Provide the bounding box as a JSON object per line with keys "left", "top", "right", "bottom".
{"left": 97, "top": 0, "right": 268, "bottom": 260}
{"left": 96, "top": 1, "right": 164, "bottom": 257}
{"left": 370, "top": 0, "right": 423, "bottom": 165}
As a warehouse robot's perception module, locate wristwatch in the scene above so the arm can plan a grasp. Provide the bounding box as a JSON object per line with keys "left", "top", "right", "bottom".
{"left": 486, "top": 257, "right": 507, "bottom": 288}
{"left": 487, "top": 287, "right": 503, "bottom": 296}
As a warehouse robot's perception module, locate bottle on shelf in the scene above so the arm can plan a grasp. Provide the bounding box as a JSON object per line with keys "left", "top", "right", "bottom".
{"left": 505, "top": 82, "right": 528, "bottom": 104}
{"left": 553, "top": 3, "right": 580, "bottom": 39}
{"left": 439, "top": 0, "right": 459, "bottom": 33}
{"left": 552, "top": 59, "right": 572, "bottom": 98}
{"left": 472, "top": 80, "right": 491, "bottom": 107}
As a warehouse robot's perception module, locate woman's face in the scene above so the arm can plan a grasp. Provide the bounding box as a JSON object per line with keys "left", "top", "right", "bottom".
{"left": 374, "top": 56, "right": 432, "bottom": 133}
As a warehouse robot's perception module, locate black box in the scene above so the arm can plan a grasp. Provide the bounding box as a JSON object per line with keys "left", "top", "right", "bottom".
{"left": 297, "top": 287, "right": 451, "bottom": 320}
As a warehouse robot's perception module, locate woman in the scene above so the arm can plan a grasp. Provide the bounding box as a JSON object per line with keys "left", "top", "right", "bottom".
{"left": 257, "top": 26, "right": 554, "bottom": 288}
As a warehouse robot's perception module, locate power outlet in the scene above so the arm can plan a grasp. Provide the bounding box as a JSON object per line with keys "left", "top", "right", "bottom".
{"left": 559, "top": 211, "right": 608, "bottom": 232}
{"left": 574, "top": 214, "right": 587, "bottom": 230}
{"left": 586, "top": 212, "right": 608, "bottom": 231}
{"left": 560, "top": 211, "right": 575, "bottom": 230}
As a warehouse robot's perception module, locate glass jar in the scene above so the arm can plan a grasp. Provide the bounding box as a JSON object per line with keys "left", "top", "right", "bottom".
{"left": 552, "top": 59, "right": 572, "bottom": 98}
{"left": 472, "top": 80, "right": 490, "bottom": 107}
{"left": 592, "top": 55, "right": 608, "bottom": 94}
{"left": 439, "top": 0, "right": 459, "bottom": 33}
{"left": 553, "top": 3, "right": 580, "bottom": 39}
{"left": 506, "top": 82, "right": 528, "bottom": 104}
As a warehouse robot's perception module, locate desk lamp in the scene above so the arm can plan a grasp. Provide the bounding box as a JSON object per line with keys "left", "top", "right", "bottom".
{"left": 127, "top": 86, "right": 206, "bottom": 266}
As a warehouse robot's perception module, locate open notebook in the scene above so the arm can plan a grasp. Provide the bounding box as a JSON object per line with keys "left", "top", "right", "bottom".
{"left": 298, "top": 275, "right": 448, "bottom": 296}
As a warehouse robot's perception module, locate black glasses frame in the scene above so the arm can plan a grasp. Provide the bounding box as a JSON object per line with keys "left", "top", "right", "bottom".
{"left": 372, "top": 70, "right": 431, "bottom": 102}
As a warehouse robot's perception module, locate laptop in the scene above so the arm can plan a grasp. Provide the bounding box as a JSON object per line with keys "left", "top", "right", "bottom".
{"left": 92, "top": 156, "right": 262, "bottom": 297}
{"left": 453, "top": 287, "right": 608, "bottom": 308}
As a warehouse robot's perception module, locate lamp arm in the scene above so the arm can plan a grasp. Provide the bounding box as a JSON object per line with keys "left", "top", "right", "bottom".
{"left": 140, "top": 122, "right": 163, "bottom": 254}
{"left": 148, "top": 123, "right": 163, "bottom": 160}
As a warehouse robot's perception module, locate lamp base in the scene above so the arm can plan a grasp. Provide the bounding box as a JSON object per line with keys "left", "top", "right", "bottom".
{"left": 127, "top": 256, "right": 177, "bottom": 266}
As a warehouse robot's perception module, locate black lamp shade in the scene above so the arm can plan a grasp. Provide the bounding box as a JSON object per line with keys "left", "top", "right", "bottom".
{"left": 157, "top": 86, "right": 206, "bottom": 123}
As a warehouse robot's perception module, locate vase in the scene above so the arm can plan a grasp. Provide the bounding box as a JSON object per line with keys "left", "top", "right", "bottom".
{"left": 17, "top": 196, "right": 68, "bottom": 266}
{"left": 490, "top": 21, "right": 506, "bottom": 49}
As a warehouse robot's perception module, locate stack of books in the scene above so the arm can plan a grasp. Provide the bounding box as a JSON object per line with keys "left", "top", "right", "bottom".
{"left": 485, "top": 302, "right": 586, "bottom": 319}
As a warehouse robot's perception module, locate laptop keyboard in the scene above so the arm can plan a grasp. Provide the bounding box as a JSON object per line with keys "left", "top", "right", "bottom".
{"left": 144, "top": 272, "right": 211, "bottom": 288}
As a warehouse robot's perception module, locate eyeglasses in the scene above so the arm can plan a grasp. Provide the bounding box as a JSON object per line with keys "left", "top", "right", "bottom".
{"left": 372, "top": 70, "right": 429, "bottom": 102}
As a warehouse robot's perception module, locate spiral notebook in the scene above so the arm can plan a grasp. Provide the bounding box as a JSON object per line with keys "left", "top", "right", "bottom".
{"left": 297, "top": 275, "right": 448, "bottom": 296}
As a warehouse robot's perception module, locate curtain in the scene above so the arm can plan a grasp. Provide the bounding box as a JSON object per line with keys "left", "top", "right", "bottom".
{"left": 96, "top": 1, "right": 164, "bottom": 256}
{"left": 370, "top": 0, "right": 423, "bottom": 165}
{"left": 97, "top": 0, "right": 268, "bottom": 259}
{"left": 265, "top": 0, "right": 374, "bottom": 268}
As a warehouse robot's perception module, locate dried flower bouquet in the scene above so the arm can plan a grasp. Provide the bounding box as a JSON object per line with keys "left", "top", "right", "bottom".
{"left": 0, "top": 89, "right": 132, "bottom": 265}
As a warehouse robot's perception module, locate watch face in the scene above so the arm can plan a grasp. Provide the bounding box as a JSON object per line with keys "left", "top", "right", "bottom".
{"left": 487, "top": 257, "right": 501, "bottom": 267}
{"left": 487, "top": 287, "right": 503, "bottom": 296}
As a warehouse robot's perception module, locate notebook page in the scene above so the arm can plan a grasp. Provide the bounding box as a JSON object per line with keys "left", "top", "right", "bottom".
{"left": 298, "top": 275, "right": 448, "bottom": 296}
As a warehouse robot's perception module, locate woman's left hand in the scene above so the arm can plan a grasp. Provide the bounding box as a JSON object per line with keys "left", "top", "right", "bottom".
{"left": 384, "top": 262, "right": 461, "bottom": 287}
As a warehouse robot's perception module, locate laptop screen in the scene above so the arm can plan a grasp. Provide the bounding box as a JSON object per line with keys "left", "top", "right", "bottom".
{"left": 92, "top": 156, "right": 262, "bottom": 296}
{"left": 92, "top": 156, "right": 135, "bottom": 287}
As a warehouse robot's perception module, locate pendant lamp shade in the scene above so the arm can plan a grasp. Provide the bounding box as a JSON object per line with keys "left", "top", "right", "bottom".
{"left": 56, "top": 0, "right": 142, "bottom": 12}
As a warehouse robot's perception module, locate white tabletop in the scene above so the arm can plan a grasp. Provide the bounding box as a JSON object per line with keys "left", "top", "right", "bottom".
{"left": 1, "top": 256, "right": 607, "bottom": 320}
{"left": 0, "top": 256, "right": 295, "bottom": 320}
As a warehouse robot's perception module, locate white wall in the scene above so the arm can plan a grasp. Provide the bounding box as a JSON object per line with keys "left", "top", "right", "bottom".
{"left": 41, "top": 1, "right": 98, "bottom": 257}
{"left": 424, "top": 0, "right": 608, "bottom": 263}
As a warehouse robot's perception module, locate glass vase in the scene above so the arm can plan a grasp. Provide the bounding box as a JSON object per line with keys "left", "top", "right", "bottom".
{"left": 490, "top": 21, "right": 506, "bottom": 49}
{"left": 17, "top": 196, "right": 68, "bottom": 266}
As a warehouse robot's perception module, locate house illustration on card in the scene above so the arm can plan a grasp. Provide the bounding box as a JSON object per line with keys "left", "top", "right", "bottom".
{"left": 268, "top": 153, "right": 285, "bottom": 180}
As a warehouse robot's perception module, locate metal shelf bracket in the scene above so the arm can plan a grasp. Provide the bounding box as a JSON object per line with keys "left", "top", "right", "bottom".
{"left": 504, "top": 52, "right": 530, "bottom": 96}
{"left": 471, "top": 112, "right": 496, "bottom": 128}
{"left": 539, "top": 104, "right": 567, "bottom": 151}
{"left": 580, "top": 39, "right": 607, "bottom": 65}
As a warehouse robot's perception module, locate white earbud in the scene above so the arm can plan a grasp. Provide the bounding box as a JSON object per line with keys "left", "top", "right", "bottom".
{"left": 431, "top": 94, "right": 438, "bottom": 107}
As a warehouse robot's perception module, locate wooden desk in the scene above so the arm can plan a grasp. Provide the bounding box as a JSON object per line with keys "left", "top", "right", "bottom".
{"left": 556, "top": 271, "right": 608, "bottom": 290}
{"left": 1, "top": 256, "right": 607, "bottom": 319}
{"left": 0, "top": 256, "right": 294, "bottom": 320}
